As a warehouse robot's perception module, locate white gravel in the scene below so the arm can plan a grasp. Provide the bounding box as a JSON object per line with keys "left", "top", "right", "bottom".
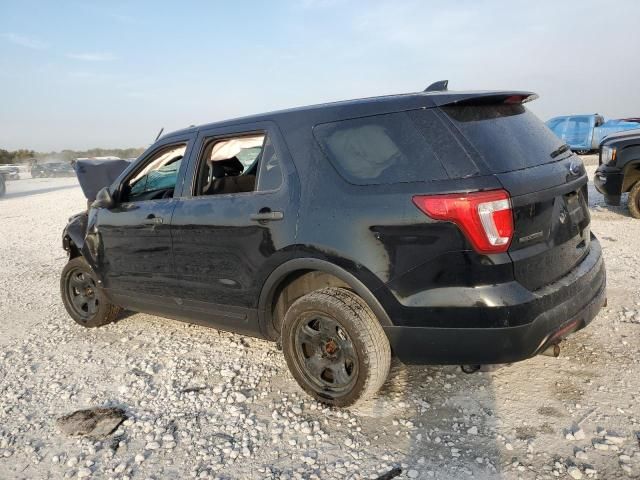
{"left": 0, "top": 158, "right": 639, "bottom": 479}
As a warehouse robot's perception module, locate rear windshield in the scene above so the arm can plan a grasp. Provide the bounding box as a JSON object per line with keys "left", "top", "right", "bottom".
{"left": 314, "top": 104, "right": 567, "bottom": 185}
{"left": 441, "top": 104, "right": 568, "bottom": 173}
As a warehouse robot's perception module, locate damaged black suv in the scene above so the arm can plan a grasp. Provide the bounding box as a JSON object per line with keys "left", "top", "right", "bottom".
{"left": 61, "top": 83, "right": 606, "bottom": 406}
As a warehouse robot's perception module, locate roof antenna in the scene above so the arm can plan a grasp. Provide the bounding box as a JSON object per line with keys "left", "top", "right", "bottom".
{"left": 424, "top": 80, "right": 448, "bottom": 92}
{"left": 155, "top": 127, "right": 164, "bottom": 141}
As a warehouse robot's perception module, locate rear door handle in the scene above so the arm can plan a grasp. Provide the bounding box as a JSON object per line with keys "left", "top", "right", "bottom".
{"left": 144, "top": 214, "right": 164, "bottom": 225}
{"left": 249, "top": 211, "right": 284, "bottom": 222}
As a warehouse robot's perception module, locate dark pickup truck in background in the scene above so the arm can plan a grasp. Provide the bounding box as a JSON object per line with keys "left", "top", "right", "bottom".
{"left": 595, "top": 129, "right": 640, "bottom": 218}
{"left": 31, "top": 162, "right": 75, "bottom": 178}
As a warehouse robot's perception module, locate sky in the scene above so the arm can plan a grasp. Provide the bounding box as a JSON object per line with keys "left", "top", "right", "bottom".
{"left": 1, "top": 0, "right": 639, "bottom": 151}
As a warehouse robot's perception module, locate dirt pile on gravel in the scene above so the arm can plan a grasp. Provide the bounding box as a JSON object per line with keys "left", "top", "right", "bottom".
{"left": 57, "top": 407, "right": 127, "bottom": 439}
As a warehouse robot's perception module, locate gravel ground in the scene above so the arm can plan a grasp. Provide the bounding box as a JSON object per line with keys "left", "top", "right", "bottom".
{"left": 0, "top": 159, "right": 639, "bottom": 480}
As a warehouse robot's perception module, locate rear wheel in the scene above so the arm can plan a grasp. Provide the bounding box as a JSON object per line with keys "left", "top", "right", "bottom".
{"left": 61, "top": 257, "right": 121, "bottom": 328}
{"left": 281, "top": 287, "right": 391, "bottom": 407}
{"left": 629, "top": 181, "right": 640, "bottom": 219}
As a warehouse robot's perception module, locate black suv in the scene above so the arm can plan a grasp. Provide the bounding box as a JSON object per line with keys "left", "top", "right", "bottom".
{"left": 595, "top": 129, "right": 640, "bottom": 218}
{"left": 61, "top": 84, "right": 606, "bottom": 406}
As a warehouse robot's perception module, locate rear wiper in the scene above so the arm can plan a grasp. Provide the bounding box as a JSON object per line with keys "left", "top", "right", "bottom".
{"left": 550, "top": 144, "right": 570, "bottom": 158}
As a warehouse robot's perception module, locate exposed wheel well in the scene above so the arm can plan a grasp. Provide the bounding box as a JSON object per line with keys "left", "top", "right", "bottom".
{"left": 270, "top": 270, "right": 351, "bottom": 334}
{"left": 63, "top": 236, "right": 82, "bottom": 259}
{"left": 623, "top": 162, "right": 640, "bottom": 192}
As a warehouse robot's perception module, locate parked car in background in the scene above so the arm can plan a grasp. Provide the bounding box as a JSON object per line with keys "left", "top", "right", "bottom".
{"left": 595, "top": 129, "right": 640, "bottom": 218}
{"left": 546, "top": 114, "right": 640, "bottom": 154}
{"left": 60, "top": 84, "right": 606, "bottom": 406}
{"left": 31, "top": 162, "right": 75, "bottom": 178}
{"left": 0, "top": 164, "right": 20, "bottom": 180}
{"left": 0, "top": 173, "right": 5, "bottom": 197}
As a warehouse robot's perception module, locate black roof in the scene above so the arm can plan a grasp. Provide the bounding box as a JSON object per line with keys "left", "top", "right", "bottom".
{"left": 162, "top": 89, "right": 536, "bottom": 140}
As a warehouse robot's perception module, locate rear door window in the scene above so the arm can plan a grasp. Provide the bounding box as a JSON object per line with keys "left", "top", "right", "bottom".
{"left": 192, "top": 131, "right": 283, "bottom": 196}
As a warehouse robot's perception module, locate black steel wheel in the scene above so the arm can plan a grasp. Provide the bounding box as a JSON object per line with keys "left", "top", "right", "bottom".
{"left": 292, "top": 314, "right": 359, "bottom": 397}
{"left": 66, "top": 268, "right": 99, "bottom": 318}
{"left": 61, "top": 257, "right": 121, "bottom": 328}
{"left": 282, "top": 287, "right": 391, "bottom": 407}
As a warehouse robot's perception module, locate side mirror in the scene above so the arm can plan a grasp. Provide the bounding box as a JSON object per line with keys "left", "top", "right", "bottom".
{"left": 92, "top": 187, "right": 115, "bottom": 209}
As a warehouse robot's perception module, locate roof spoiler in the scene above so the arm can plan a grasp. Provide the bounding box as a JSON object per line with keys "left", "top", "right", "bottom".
{"left": 425, "top": 80, "right": 448, "bottom": 92}
{"left": 422, "top": 82, "right": 538, "bottom": 106}
{"left": 430, "top": 91, "right": 539, "bottom": 107}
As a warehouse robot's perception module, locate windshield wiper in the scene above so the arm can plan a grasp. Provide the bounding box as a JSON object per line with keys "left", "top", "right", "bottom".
{"left": 550, "top": 144, "right": 570, "bottom": 158}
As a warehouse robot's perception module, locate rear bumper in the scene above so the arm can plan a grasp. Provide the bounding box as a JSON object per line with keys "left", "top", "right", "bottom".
{"left": 384, "top": 238, "right": 606, "bottom": 365}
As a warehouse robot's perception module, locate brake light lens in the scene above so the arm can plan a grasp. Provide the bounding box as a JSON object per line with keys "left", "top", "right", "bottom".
{"left": 412, "top": 190, "right": 514, "bottom": 254}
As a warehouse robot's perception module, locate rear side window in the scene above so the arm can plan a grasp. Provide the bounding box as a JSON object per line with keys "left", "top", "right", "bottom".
{"left": 314, "top": 111, "right": 450, "bottom": 185}
{"left": 441, "top": 104, "right": 568, "bottom": 173}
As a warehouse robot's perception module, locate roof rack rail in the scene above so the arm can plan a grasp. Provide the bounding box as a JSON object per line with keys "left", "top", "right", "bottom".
{"left": 424, "top": 80, "right": 448, "bottom": 92}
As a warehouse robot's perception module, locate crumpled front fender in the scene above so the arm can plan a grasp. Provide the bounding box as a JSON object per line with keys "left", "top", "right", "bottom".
{"left": 62, "top": 209, "right": 108, "bottom": 286}
{"left": 62, "top": 211, "right": 88, "bottom": 255}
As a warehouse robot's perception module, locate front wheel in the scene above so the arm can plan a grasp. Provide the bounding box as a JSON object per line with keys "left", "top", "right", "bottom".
{"left": 281, "top": 287, "right": 391, "bottom": 407}
{"left": 60, "top": 257, "right": 121, "bottom": 327}
{"left": 629, "top": 181, "right": 640, "bottom": 219}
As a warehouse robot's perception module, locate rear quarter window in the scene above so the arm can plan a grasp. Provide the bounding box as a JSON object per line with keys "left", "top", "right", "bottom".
{"left": 313, "top": 111, "right": 451, "bottom": 185}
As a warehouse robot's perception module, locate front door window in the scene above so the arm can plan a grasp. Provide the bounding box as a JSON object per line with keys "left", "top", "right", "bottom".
{"left": 123, "top": 144, "right": 186, "bottom": 202}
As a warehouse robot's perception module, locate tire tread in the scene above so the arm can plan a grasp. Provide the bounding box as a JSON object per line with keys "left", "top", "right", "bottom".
{"left": 282, "top": 287, "right": 391, "bottom": 406}
{"left": 628, "top": 181, "right": 640, "bottom": 219}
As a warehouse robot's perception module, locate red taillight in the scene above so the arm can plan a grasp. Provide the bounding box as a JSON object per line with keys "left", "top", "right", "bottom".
{"left": 412, "top": 189, "right": 514, "bottom": 254}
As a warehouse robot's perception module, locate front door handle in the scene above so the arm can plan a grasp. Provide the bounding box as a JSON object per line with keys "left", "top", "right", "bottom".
{"left": 249, "top": 210, "right": 284, "bottom": 222}
{"left": 144, "top": 214, "right": 164, "bottom": 225}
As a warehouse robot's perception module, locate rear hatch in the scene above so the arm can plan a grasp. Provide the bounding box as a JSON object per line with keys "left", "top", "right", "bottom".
{"left": 440, "top": 101, "right": 591, "bottom": 290}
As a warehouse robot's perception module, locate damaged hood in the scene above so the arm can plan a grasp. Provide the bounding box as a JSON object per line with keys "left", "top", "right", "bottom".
{"left": 74, "top": 159, "right": 131, "bottom": 201}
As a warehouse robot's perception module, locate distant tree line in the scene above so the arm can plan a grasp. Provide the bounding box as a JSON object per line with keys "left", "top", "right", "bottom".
{"left": 0, "top": 149, "right": 36, "bottom": 164}
{"left": 0, "top": 147, "right": 145, "bottom": 164}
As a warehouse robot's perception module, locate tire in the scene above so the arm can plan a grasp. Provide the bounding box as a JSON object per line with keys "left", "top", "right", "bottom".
{"left": 629, "top": 181, "right": 640, "bottom": 219}
{"left": 281, "top": 287, "right": 391, "bottom": 407}
{"left": 60, "top": 257, "right": 121, "bottom": 328}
